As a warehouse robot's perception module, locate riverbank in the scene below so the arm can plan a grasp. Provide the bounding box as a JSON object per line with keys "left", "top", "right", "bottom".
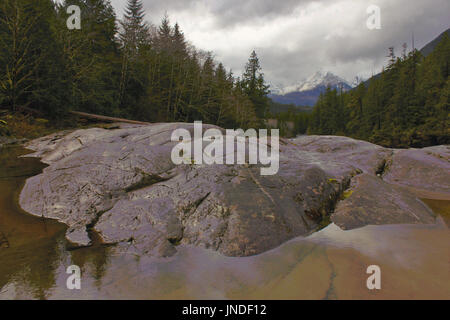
{"left": 0, "top": 111, "right": 143, "bottom": 152}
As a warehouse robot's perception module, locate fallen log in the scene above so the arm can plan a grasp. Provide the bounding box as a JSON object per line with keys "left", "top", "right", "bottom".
{"left": 69, "top": 111, "right": 150, "bottom": 125}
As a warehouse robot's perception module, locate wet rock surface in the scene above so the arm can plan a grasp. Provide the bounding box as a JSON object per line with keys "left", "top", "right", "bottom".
{"left": 383, "top": 146, "right": 450, "bottom": 194}
{"left": 18, "top": 125, "right": 448, "bottom": 257}
{"left": 332, "top": 174, "right": 436, "bottom": 230}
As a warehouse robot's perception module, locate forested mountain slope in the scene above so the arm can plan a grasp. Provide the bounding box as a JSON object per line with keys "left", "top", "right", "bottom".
{"left": 309, "top": 32, "right": 449, "bottom": 148}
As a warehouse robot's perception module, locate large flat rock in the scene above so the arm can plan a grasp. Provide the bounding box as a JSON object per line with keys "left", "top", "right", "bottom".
{"left": 383, "top": 146, "right": 450, "bottom": 194}
{"left": 332, "top": 174, "right": 436, "bottom": 230}
{"left": 18, "top": 125, "right": 445, "bottom": 257}
{"left": 290, "top": 135, "right": 393, "bottom": 175}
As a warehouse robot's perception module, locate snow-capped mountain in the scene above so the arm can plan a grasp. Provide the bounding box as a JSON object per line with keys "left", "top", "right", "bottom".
{"left": 269, "top": 71, "right": 353, "bottom": 106}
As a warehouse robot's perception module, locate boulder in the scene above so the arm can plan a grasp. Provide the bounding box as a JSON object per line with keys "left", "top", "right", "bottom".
{"left": 383, "top": 146, "right": 450, "bottom": 193}
{"left": 18, "top": 124, "right": 444, "bottom": 257}
{"left": 332, "top": 174, "right": 436, "bottom": 230}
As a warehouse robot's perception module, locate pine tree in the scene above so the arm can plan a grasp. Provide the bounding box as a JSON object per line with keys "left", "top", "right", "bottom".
{"left": 118, "top": 0, "right": 151, "bottom": 110}
{"left": 241, "top": 50, "right": 270, "bottom": 119}
{"left": 157, "top": 14, "right": 172, "bottom": 52}
{"left": 309, "top": 34, "right": 449, "bottom": 147}
{"left": 57, "top": 0, "right": 119, "bottom": 116}
{"left": 345, "top": 83, "right": 366, "bottom": 137}
{"left": 120, "top": 0, "right": 149, "bottom": 55}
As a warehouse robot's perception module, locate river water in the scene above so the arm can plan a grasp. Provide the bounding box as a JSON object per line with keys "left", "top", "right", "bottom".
{"left": 0, "top": 146, "right": 449, "bottom": 300}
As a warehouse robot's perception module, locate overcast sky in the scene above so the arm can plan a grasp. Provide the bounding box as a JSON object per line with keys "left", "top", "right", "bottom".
{"left": 109, "top": 0, "right": 449, "bottom": 87}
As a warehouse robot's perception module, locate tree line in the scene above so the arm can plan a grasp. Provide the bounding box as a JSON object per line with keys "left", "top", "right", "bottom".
{"left": 0, "top": 0, "right": 270, "bottom": 129}
{"left": 2, "top": 0, "right": 447, "bottom": 147}
{"left": 308, "top": 34, "right": 449, "bottom": 147}
{"left": 266, "top": 100, "right": 311, "bottom": 137}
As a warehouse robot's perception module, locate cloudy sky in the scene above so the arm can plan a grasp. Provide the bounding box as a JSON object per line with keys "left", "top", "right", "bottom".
{"left": 110, "top": 0, "right": 449, "bottom": 87}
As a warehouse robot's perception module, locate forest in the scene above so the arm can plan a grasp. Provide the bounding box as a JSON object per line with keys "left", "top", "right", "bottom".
{"left": 0, "top": 0, "right": 448, "bottom": 148}
{"left": 0, "top": 0, "right": 270, "bottom": 130}
{"left": 308, "top": 35, "right": 450, "bottom": 147}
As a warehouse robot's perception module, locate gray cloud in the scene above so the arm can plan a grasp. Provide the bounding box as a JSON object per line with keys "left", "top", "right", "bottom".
{"left": 207, "top": 0, "right": 315, "bottom": 27}
{"left": 110, "top": 0, "right": 450, "bottom": 86}
{"left": 113, "top": 0, "right": 316, "bottom": 27}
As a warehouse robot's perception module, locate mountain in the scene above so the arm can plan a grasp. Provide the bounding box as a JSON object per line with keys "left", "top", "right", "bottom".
{"left": 420, "top": 28, "right": 450, "bottom": 56}
{"left": 363, "top": 28, "right": 450, "bottom": 86}
{"left": 269, "top": 71, "right": 353, "bottom": 106}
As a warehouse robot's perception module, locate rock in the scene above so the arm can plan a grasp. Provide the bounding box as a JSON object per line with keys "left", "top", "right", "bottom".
{"left": 383, "top": 146, "right": 450, "bottom": 193}
{"left": 94, "top": 198, "right": 183, "bottom": 255}
{"left": 332, "top": 174, "right": 436, "bottom": 230}
{"left": 18, "top": 124, "right": 444, "bottom": 258}
{"left": 289, "top": 135, "right": 393, "bottom": 175}
{"left": 66, "top": 228, "right": 92, "bottom": 248}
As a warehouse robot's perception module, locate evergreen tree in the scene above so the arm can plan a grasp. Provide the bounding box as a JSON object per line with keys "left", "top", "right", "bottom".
{"left": 119, "top": 0, "right": 149, "bottom": 55}
{"left": 0, "top": 0, "right": 69, "bottom": 116}
{"left": 118, "top": 0, "right": 151, "bottom": 113}
{"left": 345, "top": 83, "right": 366, "bottom": 137}
{"left": 310, "top": 35, "right": 449, "bottom": 147}
{"left": 241, "top": 50, "right": 270, "bottom": 119}
{"left": 55, "top": 0, "right": 120, "bottom": 116}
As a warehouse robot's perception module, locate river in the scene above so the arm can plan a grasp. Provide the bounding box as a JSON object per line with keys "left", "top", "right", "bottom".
{"left": 0, "top": 146, "right": 449, "bottom": 299}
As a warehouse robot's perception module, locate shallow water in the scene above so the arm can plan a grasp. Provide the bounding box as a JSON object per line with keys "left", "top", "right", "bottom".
{"left": 0, "top": 146, "right": 449, "bottom": 300}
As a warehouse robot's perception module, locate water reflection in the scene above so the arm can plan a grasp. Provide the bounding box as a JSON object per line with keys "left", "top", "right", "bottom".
{"left": 422, "top": 199, "right": 450, "bottom": 227}
{"left": 0, "top": 146, "right": 449, "bottom": 300}
{"left": 0, "top": 147, "right": 111, "bottom": 299}
{"left": 69, "top": 244, "right": 112, "bottom": 290}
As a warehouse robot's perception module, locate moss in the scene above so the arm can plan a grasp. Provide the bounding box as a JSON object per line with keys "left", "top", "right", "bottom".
{"left": 316, "top": 216, "right": 331, "bottom": 231}
{"left": 1, "top": 113, "right": 56, "bottom": 139}
{"left": 35, "top": 118, "right": 49, "bottom": 125}
{"left": 342, "top": 190, "right": 353, "bottom": 200}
